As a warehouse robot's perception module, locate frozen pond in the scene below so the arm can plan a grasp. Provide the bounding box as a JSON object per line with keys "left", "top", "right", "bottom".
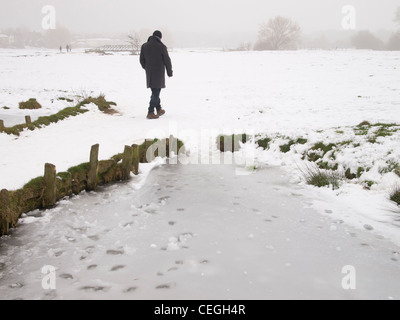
{"left": 0, "top": 163, "right": 399, "bottom": 300}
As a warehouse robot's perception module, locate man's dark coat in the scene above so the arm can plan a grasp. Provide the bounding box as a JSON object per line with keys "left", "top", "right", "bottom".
{"left": 140, "top": 36, "right": 173, "bottom": 89}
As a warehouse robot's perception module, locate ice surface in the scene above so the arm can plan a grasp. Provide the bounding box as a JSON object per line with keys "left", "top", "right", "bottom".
{"left": 0, "top": 164, "right": 399, "bottom": 300}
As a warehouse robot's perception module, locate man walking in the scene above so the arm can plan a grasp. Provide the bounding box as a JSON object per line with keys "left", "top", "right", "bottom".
{"left": 140, "top": 30, "right": 173, "bottom": 119}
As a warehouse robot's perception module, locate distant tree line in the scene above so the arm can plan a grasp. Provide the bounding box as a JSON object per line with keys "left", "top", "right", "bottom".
{"left": 232, "top": 8, "right": 400, "bottom": 52}
{"left": 0, "top": 26, "right": 72, "bottom": 49}
{"left": 351, "top": 8, "right": 400, "bottom": 51}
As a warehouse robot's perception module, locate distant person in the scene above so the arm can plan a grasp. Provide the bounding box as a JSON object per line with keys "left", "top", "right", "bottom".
{"left": 66, "top": 44, "right": 69, "bottom": 52}
{"left": 59, "top": 45, "right": 62, "bottom": 53}
{"left": 140, "top": 30, "right": 173, "bottom": 119}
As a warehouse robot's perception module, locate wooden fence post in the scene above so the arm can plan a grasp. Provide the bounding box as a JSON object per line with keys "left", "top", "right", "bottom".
{"left": 43, "top": 163, "right": 56, "bottom": 208}
{"left": 87, "top": 144, "right": 99, "bottom": 191}
{"left": 132, "top": 144, "right": 139, "bottom": 175}
{"left": 0, "top": 189, "right": 10, "bottom": 236}
{"left": 122, "top": 145, "right": 134, "bottom": 180}
{"left": 0, "top": 120, "right": 4, "bottom": 132}
{"left": 25, "top": 116, "right": 32, "bottom": 125}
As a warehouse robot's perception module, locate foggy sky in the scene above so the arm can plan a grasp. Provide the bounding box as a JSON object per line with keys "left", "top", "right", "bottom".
{"left": 0, "top": 0, "right": 399, "bottom": 45}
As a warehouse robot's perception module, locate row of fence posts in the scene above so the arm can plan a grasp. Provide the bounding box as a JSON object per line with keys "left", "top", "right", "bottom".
{"left": 0, "top": 114, "right": 150, "bottom": 136}
{"left": 41, "top": 143, "right": 140, "bottom": 207}
{"left": 1, "top": 142, "right": 143, "bottom": 235}
{"left": 0, "top": 116, "right": 32, "bottom": 132}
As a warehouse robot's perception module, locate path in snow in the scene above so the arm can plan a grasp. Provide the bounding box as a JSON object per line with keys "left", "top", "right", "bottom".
{"left": 0, "top": 163, "right": 399, "bottom": 300}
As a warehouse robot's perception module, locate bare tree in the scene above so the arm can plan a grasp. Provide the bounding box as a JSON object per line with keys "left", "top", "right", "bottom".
{"left": 255, "top": 16, "right": 301, "bottom": 51}
{"left": 127, "top": 32, "right": 141, "bottom": 55}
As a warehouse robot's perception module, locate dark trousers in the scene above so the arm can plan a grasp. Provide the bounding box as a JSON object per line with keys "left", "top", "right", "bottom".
{"left": 149, "top": 88, "right": 161, "bottom": 113}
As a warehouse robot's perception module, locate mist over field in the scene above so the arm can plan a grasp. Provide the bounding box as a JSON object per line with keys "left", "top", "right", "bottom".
{"left": 0, "top": 0, "right": 399, "bottom": 48}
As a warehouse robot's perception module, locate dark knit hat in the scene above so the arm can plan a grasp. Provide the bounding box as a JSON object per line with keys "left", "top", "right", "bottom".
{"left": 153, "top": 30, "right": 162, "bottom": 39}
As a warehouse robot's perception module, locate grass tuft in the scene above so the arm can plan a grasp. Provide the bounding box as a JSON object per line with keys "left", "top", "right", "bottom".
{"left": 256, "top": 136, "right": 272, "bottom": 150}
{"left": 302, "top": 164, "right": 342, "bottom": 190}
{"left": 390, "top": 186, "right": 400, "bottom": 206}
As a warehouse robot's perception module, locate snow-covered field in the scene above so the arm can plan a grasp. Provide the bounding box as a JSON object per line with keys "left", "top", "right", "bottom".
{"left": 0, "top": 48, "right": 399, "bottom": 299}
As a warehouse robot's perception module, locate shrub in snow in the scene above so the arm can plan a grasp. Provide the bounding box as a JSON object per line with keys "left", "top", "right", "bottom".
{"left": 19, "top": 98, "right": 42, "bottom": 110}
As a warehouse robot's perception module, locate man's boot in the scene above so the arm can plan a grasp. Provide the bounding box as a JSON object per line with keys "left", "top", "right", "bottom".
{"left": 157, "top": 108, "right": 166, "bottom": 116}
{"left": 147, "top": 112, "right": 159, "bottom": 119}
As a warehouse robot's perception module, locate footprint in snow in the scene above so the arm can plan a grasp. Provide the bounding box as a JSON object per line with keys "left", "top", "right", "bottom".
{"left": 87, "top": 265, "right": 97, "bottom": 271}
{"left": 168, "top": 267, "right": 178, "bottom": 272}
{"left": 52, "top": 250, "right": 64, "bottom": 257}
{"left": 159, "top": 196, "right": 171, "bottom": 204}
{"left": 65, "top": 236, "right": 76, "bottom": 243}
{"left": 142, "top": 203, "right": 160, "bottom": 214}
{"left": 85, "top": 246, "right": 95, "bottom": 254}
{"left": 106, "top": 249, "right": 125, "bottom": 255}
{"left": 156, "top": 283, "right": 175, "bottom": 290}
{"left": 88, "top": 235, "right": 100, "bottom": 241}
{"left": 122, "top": 221, "right": 135, "bottom": 228}
{"left": 124, "top": 287, "right": 138, "bottom": 293}
{"left": 80, "top": 286, "right": 110, "bottom": 293}
{"left": 364, "top": 224, "right": 374, "bottom": 231}
{"left": 71, "top": 226, "right": 87, "bottom": 234}
{"left": 110, "top": 265, "right": 125, "bottom": 272}
{"left": 59, "top": 273, "right": 73, "bottom": 280}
